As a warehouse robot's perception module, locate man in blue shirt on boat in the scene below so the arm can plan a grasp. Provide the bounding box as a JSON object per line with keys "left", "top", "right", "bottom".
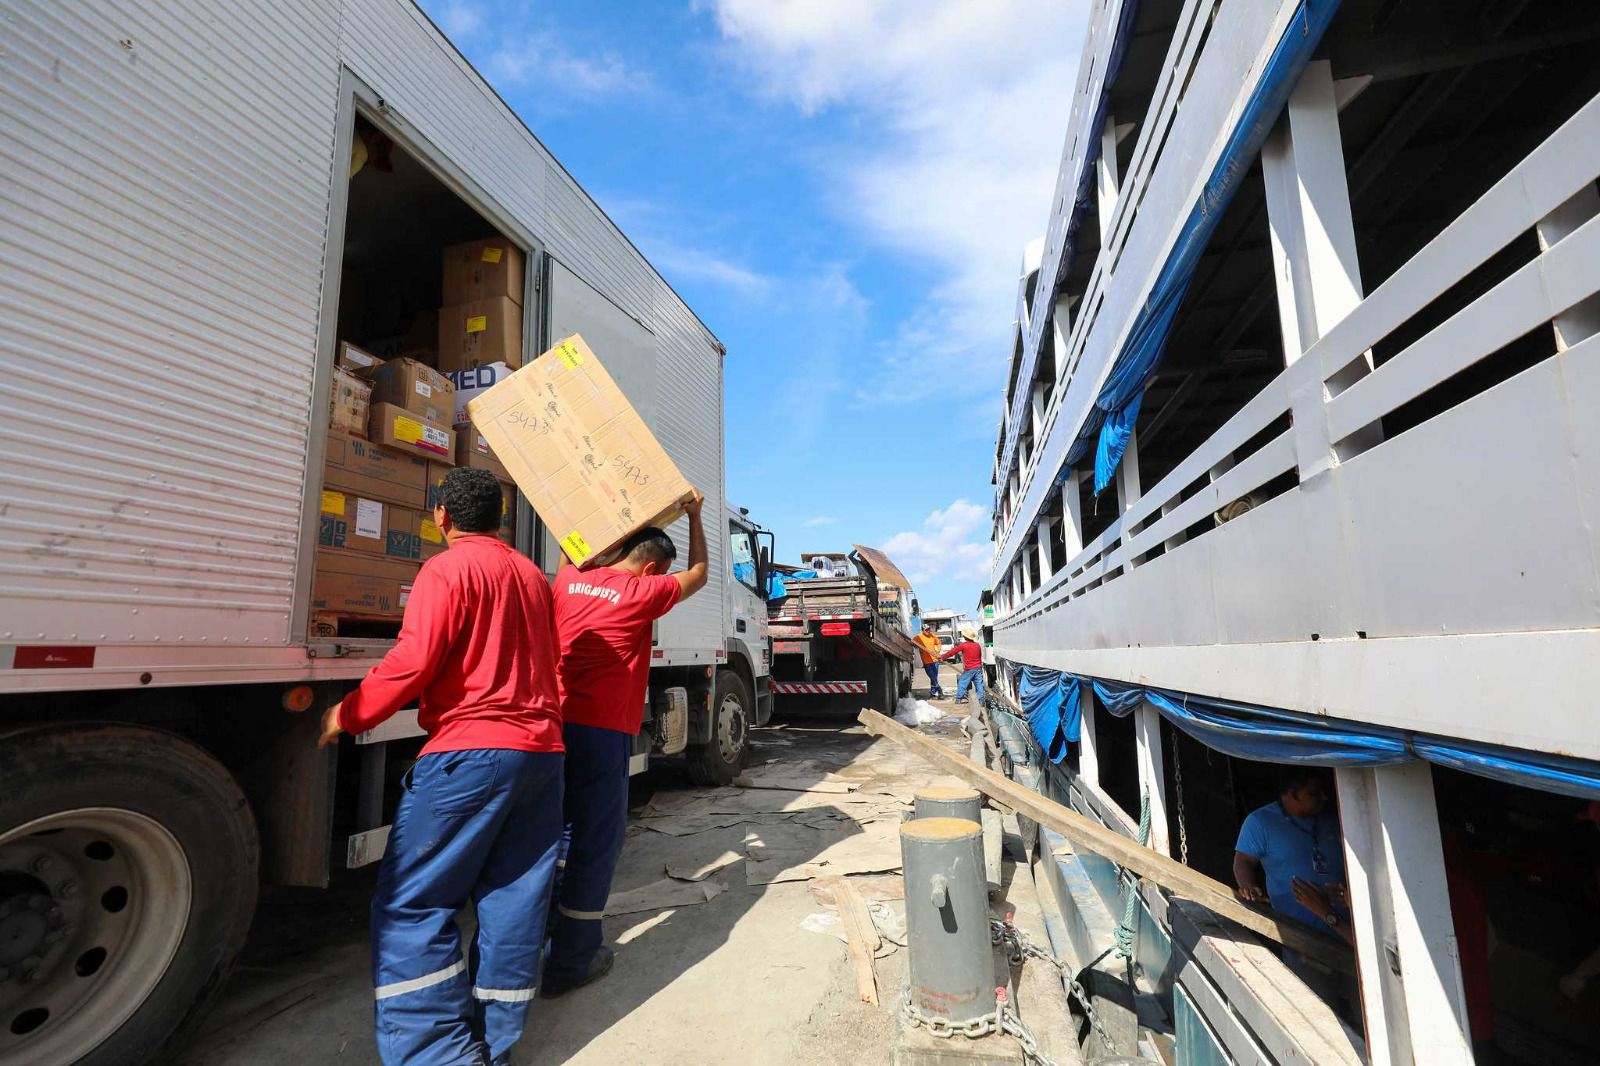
{"left": 1233, "top": 768, "right": 1351, "bottom": 943}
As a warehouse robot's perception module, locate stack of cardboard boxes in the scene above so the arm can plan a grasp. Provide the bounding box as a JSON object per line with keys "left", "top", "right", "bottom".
{"left": 310, "top": 236, "right": 525, "bottom": 635}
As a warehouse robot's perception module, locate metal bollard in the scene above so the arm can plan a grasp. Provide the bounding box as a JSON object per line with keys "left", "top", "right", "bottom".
{"left": 912, "top": 785, "right": 982, "bottom": 824}
{"left": 900, "top": 817, "right": 994, "bottom": 1026}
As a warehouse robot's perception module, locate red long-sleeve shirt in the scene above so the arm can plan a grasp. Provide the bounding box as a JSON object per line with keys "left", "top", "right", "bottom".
{"left": 338, "top": 535, "right": 562, "bottom": 755}
{"left": 942, "top": 640, "right": 983, "bottom": 671}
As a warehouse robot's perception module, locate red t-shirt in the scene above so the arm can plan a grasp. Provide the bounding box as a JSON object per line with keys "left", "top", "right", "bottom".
{"left": 339, "top": 536, "right": 562, "bottom": 755}
{"left": 554, "top": 564, "right": 681, "bottom": 734}
{"left": 944, "top": 640, "right": 983, "bottom": 671}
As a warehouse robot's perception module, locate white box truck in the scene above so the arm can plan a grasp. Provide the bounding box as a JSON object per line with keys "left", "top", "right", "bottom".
{"left": 0, "top": 3, "right": 767, "bottom": 1062}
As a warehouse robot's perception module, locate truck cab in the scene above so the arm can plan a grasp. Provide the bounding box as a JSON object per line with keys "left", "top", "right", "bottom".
{"left": 632, "top": 504, "right": 774, "bottom": 785}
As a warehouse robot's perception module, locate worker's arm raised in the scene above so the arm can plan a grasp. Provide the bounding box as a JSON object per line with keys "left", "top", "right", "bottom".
{"left": 673, "top": 491, "right": 709, "bottom": 600}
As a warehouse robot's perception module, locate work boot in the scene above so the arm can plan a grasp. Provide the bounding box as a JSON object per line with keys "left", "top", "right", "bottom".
{"left": 539, "top": 945, "right": 614, "bottom": 998}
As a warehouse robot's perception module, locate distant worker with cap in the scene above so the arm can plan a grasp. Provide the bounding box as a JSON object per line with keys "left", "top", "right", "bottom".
{"left": 912, "top": 622, "right": 946, "bottom": 698}
{"left": 318, "top": 467, "right": 563, "bottom": 1066}
{"left": 542, "top": 492, "right": 709, "bottom": 997}
{"left": 941, "top": 629, "right": 986, "bottom": 705}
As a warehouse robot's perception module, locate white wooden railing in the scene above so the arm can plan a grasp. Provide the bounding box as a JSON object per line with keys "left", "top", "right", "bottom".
{"left": 1002, "top": 91, "right": 1600, "bottom": 629}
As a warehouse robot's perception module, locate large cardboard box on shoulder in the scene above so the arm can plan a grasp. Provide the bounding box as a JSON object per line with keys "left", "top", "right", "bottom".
{"left": 438, "top": 296, "right": 522, "bottom": 373}
{"left": 442, "top": 238, "right": 526, "bottom": 306}
{"left": 324, "top": 428, "right": 429, "bottom": 509}
{"left": 465, "top": 334, "right": 693, "bottom": 567}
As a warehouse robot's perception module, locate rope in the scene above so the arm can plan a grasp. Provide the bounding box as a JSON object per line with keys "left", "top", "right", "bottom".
{"left": 1113, "top": 792, "right": 1152, "bottom": 960}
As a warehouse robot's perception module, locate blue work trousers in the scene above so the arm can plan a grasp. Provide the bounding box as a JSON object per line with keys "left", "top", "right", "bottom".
{"left": 545, "top": 723, "right": 632, "bottom": 982}
{"left": 923, "top": 662, "right": 945, "bottom": 697}
{"left": 371, "top": 748, "right": 563, "bottom": 1066}
{"left": 956, "top": 667, "right": 986, "bottom": 703}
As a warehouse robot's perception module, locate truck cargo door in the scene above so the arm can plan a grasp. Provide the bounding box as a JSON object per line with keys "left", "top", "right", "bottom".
{"left": 546, "top": 259, "right": 657, "bottom": 423}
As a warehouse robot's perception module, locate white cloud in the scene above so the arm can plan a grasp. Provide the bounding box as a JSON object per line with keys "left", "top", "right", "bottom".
{"left": 489, "top": 43, "right": 650, "bottom": 96}
{"left": 648, "top": 241, "right": 773, "bottom": 296}
{"left": 881, "top": 498, "right": 991, "bottom": 588}
{"left": 703, "top": 0, "right": 1086, "bottom": 406}
{"left": 423, "top": 1, "right": 650, "bottom": 98}
{"left": 802, "top": 515, "right": 837, "bottom": 527}
{"left": 434, "top": 1, "right": 483, "bottom": 41}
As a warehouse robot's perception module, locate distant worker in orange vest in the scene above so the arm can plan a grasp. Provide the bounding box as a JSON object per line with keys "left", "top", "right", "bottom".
{"left": 912, "top": 623, "right": 946, "bottom": 698}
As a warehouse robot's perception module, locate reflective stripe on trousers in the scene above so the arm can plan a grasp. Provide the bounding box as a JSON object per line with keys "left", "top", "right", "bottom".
{"left": 546, "top": 722, "right": 631, "bottom": 981}
{"left": 371, "top": 748, "right": 563, "bottom": 1066}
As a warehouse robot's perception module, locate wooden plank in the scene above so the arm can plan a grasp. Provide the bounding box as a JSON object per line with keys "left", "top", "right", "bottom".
{"left": 858, "top": 710, "right": 1355, "bottom": 973}
{"left": 826, "top": 877, "right": 880, "bottom": 1005}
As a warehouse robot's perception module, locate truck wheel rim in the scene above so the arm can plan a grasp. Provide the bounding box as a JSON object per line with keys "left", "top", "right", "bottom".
{"left": 0, "top": 809, "right": 192, "bottom": 1065}
{"left": 716, "top": 692, "right": 747, "bottom": 763}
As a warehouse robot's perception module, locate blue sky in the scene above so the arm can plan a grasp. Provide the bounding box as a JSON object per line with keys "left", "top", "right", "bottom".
{"left": 420, "top": 0, "right": 1084, "bottom": 612}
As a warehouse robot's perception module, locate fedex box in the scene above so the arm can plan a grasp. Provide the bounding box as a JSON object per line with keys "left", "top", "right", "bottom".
{"left": 465, "top": 333, "right": 692, "bottom": 567}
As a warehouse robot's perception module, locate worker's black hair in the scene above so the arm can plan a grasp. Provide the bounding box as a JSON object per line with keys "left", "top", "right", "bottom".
{"left": 619, "top": 525, "right": 677, "bottom": 567}
{"left": 1277, "top": 766, "right": 1325, "bottom": 796}
{"left": 437, "top": 467, "right": 503, "bottom": 533}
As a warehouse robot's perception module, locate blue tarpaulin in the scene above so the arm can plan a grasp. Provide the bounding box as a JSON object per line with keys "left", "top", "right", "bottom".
{"left": 1013, "top": 665, "right": 1600, "bottom": 800}
{"left": 1022, "top": 666, "right": 1080, "bottom": 763}
{"left": 1078, "top": 0, "right": 1343, "bottom": 491}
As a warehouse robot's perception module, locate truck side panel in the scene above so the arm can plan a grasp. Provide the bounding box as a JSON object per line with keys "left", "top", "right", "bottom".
{"left": 0, "top": 0, "right": 341, "bottom": 646}
{"left": 0, "top": 0, "right": 724, "bottom": 666}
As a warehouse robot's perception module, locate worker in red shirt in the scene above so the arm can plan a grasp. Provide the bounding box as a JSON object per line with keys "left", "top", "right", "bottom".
{"left": 540, "top": 493, "right": 709, "bottom": 997}
{"left": 941, "top": 630, "right": 987, "bottom": 705}
{"left": 317, "top": 468, "right": 562, "bottom": 1066}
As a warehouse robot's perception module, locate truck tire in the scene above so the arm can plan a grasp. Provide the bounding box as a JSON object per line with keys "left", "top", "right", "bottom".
{"left": 687, "top": 671, "right": 750, "bottom": 786}
{"left": 0, "top": 725, "right": 258, "bottom": 1066}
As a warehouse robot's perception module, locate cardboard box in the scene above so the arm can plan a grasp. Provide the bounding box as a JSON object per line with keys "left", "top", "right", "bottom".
{"left": 323, "top": 428, "right": 429, "bottom": 509}
{"left": 329, "top": 367, "right": 372, "bottom": 435}
{"left": 317, "top": 489, "right": 388, "bottom": 556}
{"left": 337, "top": 341, "right": 385, "bottom": 375}
{"left": 442, "top": 238, "right": 526, "bottom": 306}
{"left": 444, "top": 362, "right": 512, "bottom": 427}
{"left": 438, "top": 296, "right": 523, "bottom": 373}
{"left": 379, "top": 504, "right": 446, "bottom": 562}
{"left": 311, "top": 550, "right": 418, "bottom": 618}
{"left": 454, "top": 427, "right": 511, "bottom": 482}
{"left": 369, "top": 402, "right": 454, "bottom": 464}
{"left": 465, "top": 333, "right": 693, "bottom": 566}
{"left": 426, "top": 463, "right": 515, "bottom": 545}
{"left": 369, "top": 357, "right": 454, "bottom": 424}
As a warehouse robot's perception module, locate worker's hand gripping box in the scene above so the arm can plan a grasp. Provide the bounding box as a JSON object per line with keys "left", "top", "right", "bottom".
{"left": 466, "top": 333, "right": 694, "bottom": 567}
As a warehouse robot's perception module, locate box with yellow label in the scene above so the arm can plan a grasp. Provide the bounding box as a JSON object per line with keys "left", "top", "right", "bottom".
{"left": 465, "top": 333, "right": 692, "bottom": 567}
{"left": 368, "top": 402, "right": 455, "bottom": 464}
{"left": 323, "top": 428, "right": 429, "bottom": 509}
{"left": 317, "top": 490, "right": 388, "bottom": 556}
{"left": 437, "top": 296, "right": 522, "bottom": 373}
{"left": 442, "top": 238, "right": 526, "bottom": 306}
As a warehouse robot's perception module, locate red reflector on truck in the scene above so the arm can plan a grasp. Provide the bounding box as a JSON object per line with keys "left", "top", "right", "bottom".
{"left": 13, "top": 646, "right": 95, "bottom": 669}
{"left": 819, "top": 622, "right": 851, "bottom": 637}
